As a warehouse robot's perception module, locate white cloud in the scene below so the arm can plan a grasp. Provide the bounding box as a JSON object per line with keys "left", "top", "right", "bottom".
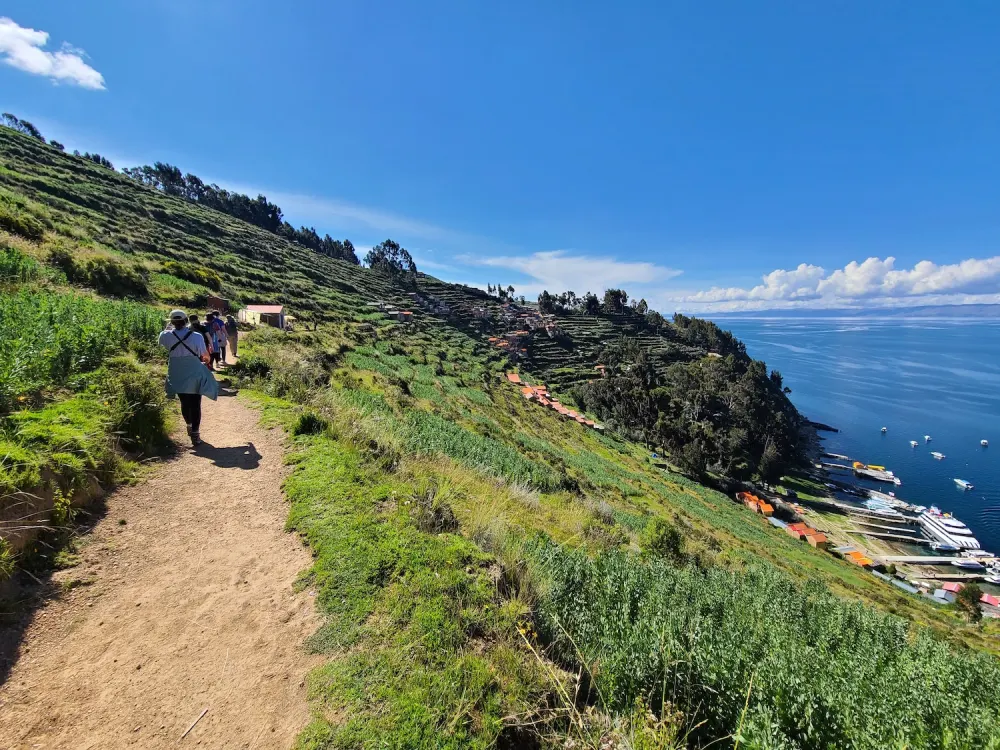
{"left": 679, "top": 256, "right": 1000, "bottom": 311}
{"left": 463, "top": 250, "right": 682, "bottom": 296}
{"left": 0, "top": 17, "right": 105, "bottom": 89}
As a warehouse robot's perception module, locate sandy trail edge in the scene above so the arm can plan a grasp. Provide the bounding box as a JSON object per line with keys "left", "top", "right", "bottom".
{"left": 0, "top": 390, "right": 321, "bottom": 749}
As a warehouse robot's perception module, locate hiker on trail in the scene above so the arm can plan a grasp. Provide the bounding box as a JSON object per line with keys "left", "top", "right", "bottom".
{"left": 160, "top": 309, "right": 219, "bottom": 446}
{"left": 189, "top": 313, "right": 214, "bottom": 365}
{"left": 225, "top": 314, "right": 239, "bottom": 357}
{"left": 208, "top": 311, "right": 228, "bottom": 364}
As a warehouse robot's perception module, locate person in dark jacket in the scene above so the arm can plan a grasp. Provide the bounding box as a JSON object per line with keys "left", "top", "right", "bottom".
{"left": 188, "top": 313, "right": 215, "bottom": 369}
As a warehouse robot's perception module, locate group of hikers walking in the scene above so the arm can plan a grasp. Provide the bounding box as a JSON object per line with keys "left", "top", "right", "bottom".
{"left": 158, "top": 310, "right": 239, "bottom": 445}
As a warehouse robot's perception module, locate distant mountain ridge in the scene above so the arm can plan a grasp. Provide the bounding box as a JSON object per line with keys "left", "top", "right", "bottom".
{"left": 704, "top": 303, "right": 1000, "bottom": 320}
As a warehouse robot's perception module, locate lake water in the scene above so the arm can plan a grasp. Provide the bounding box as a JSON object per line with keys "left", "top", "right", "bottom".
{"left": 714, "top": 318, "right": 1000, "bottom": 554}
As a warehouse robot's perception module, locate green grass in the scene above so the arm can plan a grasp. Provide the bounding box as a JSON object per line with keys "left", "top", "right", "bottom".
{"left": 534, "top": 543, "right": 1000, "bottom": 750}
{"left": 241, "top": 397, "right": 556, "bottom": 748}
{"left": 0, "top": 288, "right": 163, "bottom": 413}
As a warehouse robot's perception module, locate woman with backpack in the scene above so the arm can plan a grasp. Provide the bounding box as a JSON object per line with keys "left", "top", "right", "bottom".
{"left": 160, "top": 309, "right": 220, "bottom": 446}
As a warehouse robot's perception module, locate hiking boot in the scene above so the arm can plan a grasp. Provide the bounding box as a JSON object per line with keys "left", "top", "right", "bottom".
{"left": 190, "top": 431, "right": 201, "bottom": 446}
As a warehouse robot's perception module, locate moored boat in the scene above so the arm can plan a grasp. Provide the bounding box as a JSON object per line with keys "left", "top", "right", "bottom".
{"left": 931, "top": 451, "right": 945, "bottom": 460}
{"left": 910, "top": 440, "right": 918, "bottom": 447}
{"left": 954, "top": 478, "right": 974, "bottom": 490}
{"left": 924, "top": 435, "right": 932, "bottom": 442}
{"left": 931, "top": 542, "right": 961, "bottom": 552}
{"left": 951, "top": 559, "right": 986, "bottom": 570}
{"left": 919, "top": 506, "right": 981, "bottom": 550}
{"left": 982, "top": 439, "right": 989, "bottom": 447}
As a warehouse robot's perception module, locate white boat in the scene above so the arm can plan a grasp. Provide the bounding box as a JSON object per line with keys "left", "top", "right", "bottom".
{"left": 931, "top": 452, "right": 945, "bottom": 460}
{"left": 919, "top": 506, "right": 981, "bottom": 550}
{"left": 924, "top": 435, "right": 932, "bottom": 442}
{"left": 982, "top": 439, "right": 989, "bottom": 447}
{"left": 881, "top": 426, "right": 887, "bottom": 433}
{"left": 961, "top": 550, "right": 993, "bottom": 559}
{"left": 954, "top": 479, "right": 974, "bottom": 490}
{"left": 951, "top": 559, "right": 986, "bottom": 571}
{"left": 910, "top": 440, "right": 918, "bottom": 447}
{"left": 985, "top": 575, "right": 1000, "bottom": 585}
{"left": 931, "top": 542, "right": 961, "bottom": 552}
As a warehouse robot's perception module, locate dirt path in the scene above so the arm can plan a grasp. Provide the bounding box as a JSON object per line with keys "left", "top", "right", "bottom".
{"left": 0, "top": 389, "right": 321, "bottom": 749}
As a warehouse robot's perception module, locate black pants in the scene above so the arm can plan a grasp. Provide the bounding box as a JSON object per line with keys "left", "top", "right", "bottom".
{"left": 178, "top": 393, "right": 202, "bottom": 431}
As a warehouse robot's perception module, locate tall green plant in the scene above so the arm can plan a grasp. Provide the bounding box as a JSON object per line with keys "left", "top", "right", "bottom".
{"left": 0, "top": 290, "right": 163, "bottom": 412}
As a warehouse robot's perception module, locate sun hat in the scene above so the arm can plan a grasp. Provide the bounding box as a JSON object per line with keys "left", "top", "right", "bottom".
{"left": 169, "top": 309, "right": 187, "bottom": 322}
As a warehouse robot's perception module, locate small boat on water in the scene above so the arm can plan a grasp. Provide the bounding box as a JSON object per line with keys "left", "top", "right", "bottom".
{"left": 881, "top": 426, "right": 887, "bottom": 433}
{"left": 954, "top": 479, "right": 974, "bottom": 490}
{"left": 910, "top": 440, "right": 918, "bottom": 447}
{"left": 931, "top": 541, "right": 961, "bottom": 553}
{"left": 986, "top": 575, "right": 1000, "bottom": 585}
{"left": 982, "top": 439, "right": 989, "bottom": 447}
{"left": 952, "top": 559, "right": 986, "bottom": 571}
{"left": 931, "top": 452, "right": 945, "bottom": 460}
{"left": 961, "top": 550, "right": 993, "bottom": 559}
{"left": 924, "top": 435, "right": 932, "bottom": 442}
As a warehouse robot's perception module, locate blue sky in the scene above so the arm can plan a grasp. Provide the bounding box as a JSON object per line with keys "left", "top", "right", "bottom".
{"left": 2, "top": 1, "right": 1000, "bottom": 311}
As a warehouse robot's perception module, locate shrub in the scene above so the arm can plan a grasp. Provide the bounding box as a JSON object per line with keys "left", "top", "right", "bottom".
{"left": 48, "top": 247, "right": 150, "bottom": 298}
{"left": 0, "top": 194, "right": 46, "bottom": 241}
{"left": 292, "top": 411, "right": 329, "bottom": 436}
{"left": 227, "top": 353, "right": 272, "bottom": 380}
{"left": 160, "top": 259, "right": 222, "bottom": 291}
{"left": 0, "top": 246, "right": 40, "bottom": 283}
{"left": 99, "top": 356, "right": 169, "bottom": 455}
{"left": 640, "top": 517, "right": 685, "bottom": 563}
{"left": 83, "top": 256, "right": 150, "bottom": 298}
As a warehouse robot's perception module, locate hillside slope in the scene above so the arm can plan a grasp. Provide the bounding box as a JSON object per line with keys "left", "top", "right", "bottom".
{"left": 2, "top": 126, "right": 1000, "bottom": 749}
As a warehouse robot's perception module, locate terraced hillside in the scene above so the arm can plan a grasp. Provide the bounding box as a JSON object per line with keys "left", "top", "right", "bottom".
{"left": 522, "top": 311, "right": 706, "bottom": 389}
{"left": 3, "top": 125, "right": 1000, "bottom": 749}
{"left": 0, "top": 131, "right": 413, "bottom": 323}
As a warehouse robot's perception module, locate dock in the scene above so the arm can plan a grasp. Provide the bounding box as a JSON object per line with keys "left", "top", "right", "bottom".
{"left": 820, "top": 462, "right": 852, "bottom": 471}
{"left": 878, "top": 555, "right": 1000, "bottom": 565}
{"left": 853, "top": 520, "right": 922, "bottom": 535}
{"left": 822, "top": 452, "right": 850, "bottom": 461}
{"left": 851, "top": 530, "right": 929, "bottom": 544}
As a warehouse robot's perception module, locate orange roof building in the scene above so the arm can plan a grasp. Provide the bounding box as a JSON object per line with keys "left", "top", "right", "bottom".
{"left": 805, "top": 532, "right": 828, "bottom": 548}
{"left": 506, "top": 373, "right": 522, "bottom": 384}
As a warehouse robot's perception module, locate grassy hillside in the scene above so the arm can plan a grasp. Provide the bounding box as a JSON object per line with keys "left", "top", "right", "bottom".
{"left": 2, "top": 126, "right": 1000, "bottom": 749}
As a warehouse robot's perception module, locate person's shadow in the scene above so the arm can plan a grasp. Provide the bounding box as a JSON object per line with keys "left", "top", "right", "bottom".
{"left": 193, "top": 442, "right": 261, "bottom": 469}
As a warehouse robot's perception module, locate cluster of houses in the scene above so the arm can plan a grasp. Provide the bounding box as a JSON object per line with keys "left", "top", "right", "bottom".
{"left": 834, "top": 547, "right": 875, "bottom": 568}
{"left": 489, "top": 331, "right": 530, "bottom": 362}
{"left": 935, "top": 582, "right": 1000, "bottom": 610}
{"left": 506, "top": 373, "right": 604, "bottom": 431}
{"left": 365, "top": 300, "right": 414, "bottom": 323}
{"left": 736, "top": 491, "right": 774, "bottom": 517}
{"left": 737, "top": 491, "right": 831, "bottom": 550}
{"left": 407, "top": 291, "right": 451, "bottom": 316}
